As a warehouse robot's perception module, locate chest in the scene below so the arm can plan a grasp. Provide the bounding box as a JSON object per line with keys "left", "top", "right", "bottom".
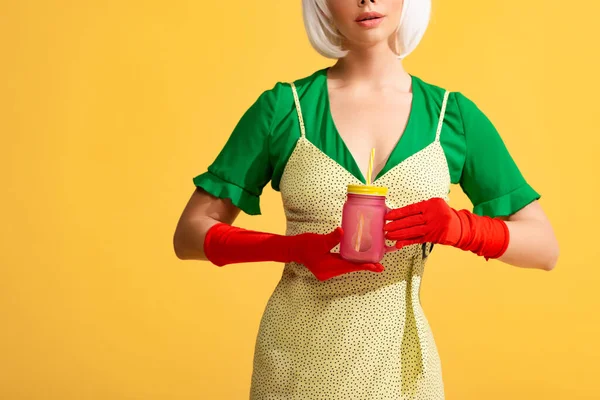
{"left": 328, "top": 87, "right": 413, "bottom": 178}
{"left": 280, "top": 138, "right": 450, "bottom": 232}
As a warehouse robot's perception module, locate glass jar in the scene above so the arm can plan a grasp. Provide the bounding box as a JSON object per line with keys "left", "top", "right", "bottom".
{"left": 339, "top": 184, "right": 394, "bottom": 263}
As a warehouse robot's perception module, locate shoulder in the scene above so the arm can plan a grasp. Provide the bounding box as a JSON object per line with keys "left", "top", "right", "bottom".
{"left": 413, "top": 75, "right": 449, "bottom": 100}
{"left": 261, "top": 68, "right": 326, "bottom": 100}
{"left": 290, "top": 68, "right": 327, "bottom": 90}
{"left": 241, "top": 69, "right": 325, "bottom": 136}
{"left": 261, "top": 68, "right": 327, "bottom": 119}
{"left": 412, "top": 74, "right": 468, "bottom": 109}
{"left": 413, "top": 75, "right": 487, "bottom": 136}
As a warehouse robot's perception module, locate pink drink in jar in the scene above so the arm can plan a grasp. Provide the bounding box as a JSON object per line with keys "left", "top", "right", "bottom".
{"left": 339, "top": 184, "right": 395, "bottom": 263}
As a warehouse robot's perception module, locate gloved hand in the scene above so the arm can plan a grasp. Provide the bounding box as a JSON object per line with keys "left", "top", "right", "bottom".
{"left": 384, "top": 197, "right": 509, "bottom": 259}
{"left": 204, "top": 223, "right": 385, "bottom": 281}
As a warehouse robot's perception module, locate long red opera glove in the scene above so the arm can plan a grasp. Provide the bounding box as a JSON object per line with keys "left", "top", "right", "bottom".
{"left": 203, "top": 223, "right": 385, "bottom": 281}
{"left": 384, "top": 198, "right": 509, "bottom": 260}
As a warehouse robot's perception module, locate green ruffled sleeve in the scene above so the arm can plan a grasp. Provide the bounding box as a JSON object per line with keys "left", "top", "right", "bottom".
{"left": 455, "top": 92, "right": 541, "bottom": 217}
{"left": 193, "top": 84, "right": 279, "bottom": 215}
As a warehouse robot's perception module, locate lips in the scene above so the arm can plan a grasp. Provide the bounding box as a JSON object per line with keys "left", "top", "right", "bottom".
{"left": 355, "top": 12, "right": 384, "bottom": 22}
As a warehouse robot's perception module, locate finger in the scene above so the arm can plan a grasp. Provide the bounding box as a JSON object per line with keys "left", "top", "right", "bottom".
{"left": 328, "top": 254, "right": 383, "bottom": 273}
{"left": 370, "top": 262, "right": 386, "bottom": 272}
{"left": 385, "top": 225, "right": 427, "bottom": 241}
{"left": 394, "top": 238, "right": 423, "bottom": 249}
{"left": 384, "top": 214, "right": 426, "bottom": 232}
{"left": 324, "top": 227, "right": 343, "bottom": 250}
{"left": 385, "top": 201, "right": 426, "bottom": 220}
{"left": 359, "top": 262, "right": 385, "bottom": 272}
{"left": 385, "top": 244, "right": 400, "bottom": 253}
{"left": 429, "top": 197, "right": 447, "bottom": 208}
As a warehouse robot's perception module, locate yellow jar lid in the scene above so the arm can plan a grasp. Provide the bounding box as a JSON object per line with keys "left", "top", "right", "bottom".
{"left": 347, "top": 184, "right": 388, "bottom": 196}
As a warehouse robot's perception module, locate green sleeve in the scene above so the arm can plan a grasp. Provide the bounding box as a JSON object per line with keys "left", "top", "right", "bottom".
{"left": 193, "top": 84, "right": 279, "bottom": 215}
{"left": 455, "top": 92, "right": 540, "bottom": 217}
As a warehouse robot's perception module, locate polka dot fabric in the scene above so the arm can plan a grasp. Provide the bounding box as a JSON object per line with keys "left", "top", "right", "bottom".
{"left": 249, "top": 84, "right": 451, "bottom": 399}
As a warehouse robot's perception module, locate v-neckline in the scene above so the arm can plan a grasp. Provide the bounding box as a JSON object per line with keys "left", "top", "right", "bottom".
{"left": 298, "top": 135, "right": 439, "bottom": 185}
{"left": 321, "top": 67, "right": 419, "bottom": 185}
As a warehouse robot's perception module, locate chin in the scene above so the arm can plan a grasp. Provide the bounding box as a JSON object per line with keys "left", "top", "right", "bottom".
{"left": 348, "top": 26, "right": 396, "bottom": 45}
{"left": 351, "top": 33, "right": 392, "bottom": 48}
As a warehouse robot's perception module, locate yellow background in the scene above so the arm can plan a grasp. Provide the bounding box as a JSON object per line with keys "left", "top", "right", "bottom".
{"left": 1, "top": 0, "right": 598, "bottom": 399}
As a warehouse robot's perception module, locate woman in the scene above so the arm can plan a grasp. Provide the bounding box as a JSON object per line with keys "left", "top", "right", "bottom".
{"left": 174, "top": 0, "right": 559, "bottom": 398}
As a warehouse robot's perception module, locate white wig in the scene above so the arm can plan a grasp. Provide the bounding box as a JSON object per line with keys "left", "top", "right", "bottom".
{"left": 301, "top": 0, "right": 431, "bottom": 59}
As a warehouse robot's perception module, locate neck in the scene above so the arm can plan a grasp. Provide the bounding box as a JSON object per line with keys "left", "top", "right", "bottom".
{"left": 328, "top": 40, "right": 410, "bottom": 89}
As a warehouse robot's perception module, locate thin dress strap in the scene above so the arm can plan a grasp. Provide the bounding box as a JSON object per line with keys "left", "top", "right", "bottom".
{"left": 435, "top": 90, "right": 450, "bottom": 142}
{"left": 290, "top": 82, "right": 306, "bottom": 138}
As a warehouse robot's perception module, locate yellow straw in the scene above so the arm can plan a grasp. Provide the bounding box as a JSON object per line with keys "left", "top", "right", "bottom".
{"left": 355, "top": 213, "right": 365, "bottom": 252}
{"left": 355, "top": 148, "right": 375, "bottom": 252}
{"left": 366, "top": 148, "right": 375, "bottom": 185}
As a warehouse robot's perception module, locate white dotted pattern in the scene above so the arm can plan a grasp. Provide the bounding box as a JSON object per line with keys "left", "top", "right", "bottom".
{"left": 249, "top": 84, "right": 452, "bottom": 399}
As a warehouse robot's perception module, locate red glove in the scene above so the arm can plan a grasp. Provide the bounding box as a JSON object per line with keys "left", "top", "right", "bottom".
{"left": 203, "top": 223, "right": 385, "bottom": 281}
{"left": 384, "top": 197, "right": 509, "bottom": 260}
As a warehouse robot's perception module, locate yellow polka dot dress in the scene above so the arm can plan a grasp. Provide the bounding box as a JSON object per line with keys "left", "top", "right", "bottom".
{"left": 248, "top": 84, "right": 451, "bottom": 399}
{"left": 193, "top": 68, "right": 541, "bottom": 399}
